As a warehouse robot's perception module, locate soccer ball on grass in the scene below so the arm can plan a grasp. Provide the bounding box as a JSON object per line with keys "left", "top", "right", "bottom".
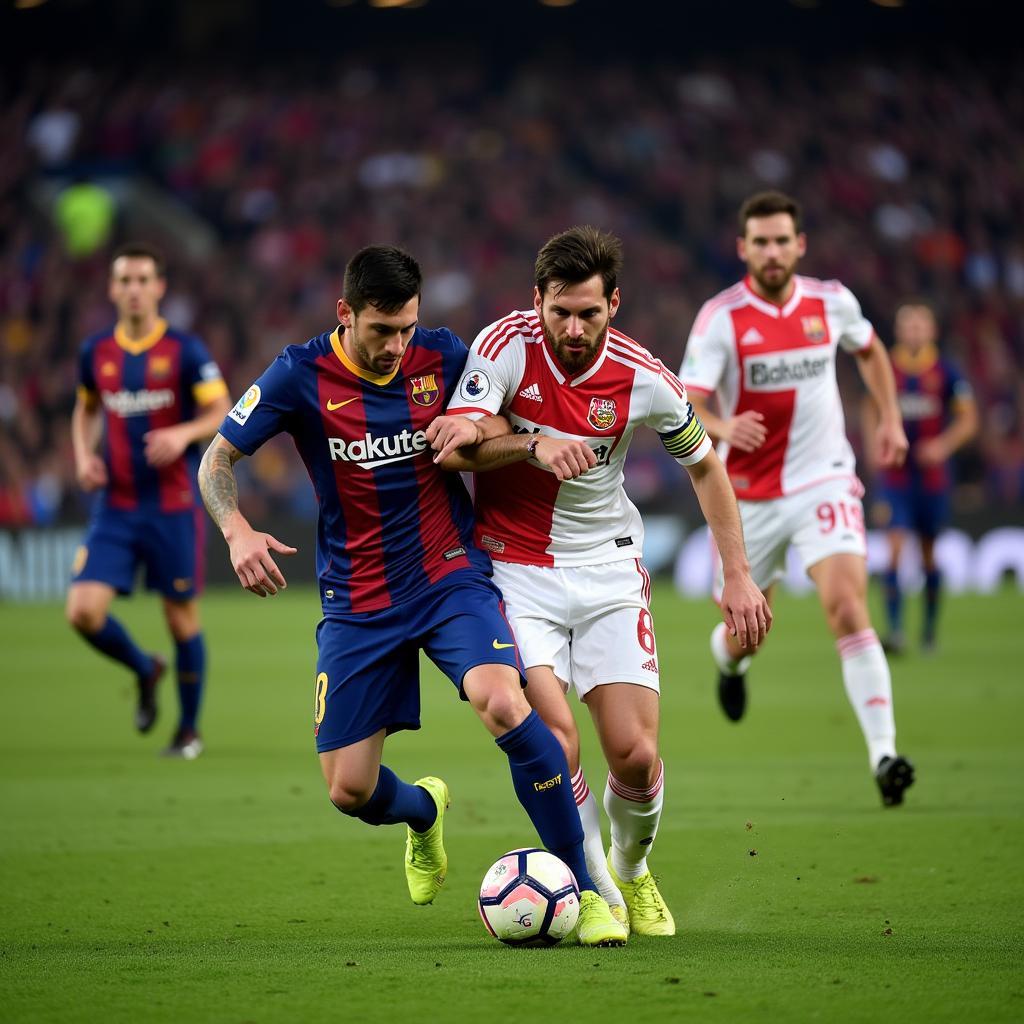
{"left": 478, "top": 848, "right": 580, "bottom": 946}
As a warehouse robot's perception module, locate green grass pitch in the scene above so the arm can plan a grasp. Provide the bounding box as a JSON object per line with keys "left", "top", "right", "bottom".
{"left": 2, "top": 583, "right": 1022, "bottom": 1023}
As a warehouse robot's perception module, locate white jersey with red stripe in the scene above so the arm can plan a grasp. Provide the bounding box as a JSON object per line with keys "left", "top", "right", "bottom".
{"left": 447, "top": 309, "right": 712, "bottom": 567}
{"left": 679, "top": 275, "right": 874, "bottom": 501}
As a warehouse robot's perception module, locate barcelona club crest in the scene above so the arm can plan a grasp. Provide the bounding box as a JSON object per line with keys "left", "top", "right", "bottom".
{"left": 149, "top": 354, "right": 172, "bottom": 378}
{"left": 801, "top": 316, "right": 827, "bottom": 343}
{"left": 409, "top": 373, "right": 440, "bottom": 407}
{"left": 587, "top": 397, "right": 617, "bottom": 431}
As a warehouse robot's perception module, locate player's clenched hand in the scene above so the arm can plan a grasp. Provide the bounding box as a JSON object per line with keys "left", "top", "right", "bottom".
{"left": 723, "top": 411, "right": 767, "bottom": 452}
{"left": 720, "top": 570, "right": 772, "bottom": 650}
{"left": 76, "top": 453, "right": 108, "bottom": 491}
{"left": 144, "top": 425, "right": 190, "bottom": 467}
{"left": 227, "top": 526, "right": 298, "bottom": 598}
{"left": 532, "top": 437, "right": 597, "bottom": 480}
{"left": 426, "top": 415, "right": 481, "bottom": 464}
{"left": 875, "top": 418, "right": 909, "bottom": 469}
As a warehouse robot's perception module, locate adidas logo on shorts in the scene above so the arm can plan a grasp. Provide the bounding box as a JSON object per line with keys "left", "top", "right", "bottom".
{"left": 518, "top": 383, "right": 543, "bottom": 402}
{"left": 641, "top": 657, "right": 658, "bottom": 673}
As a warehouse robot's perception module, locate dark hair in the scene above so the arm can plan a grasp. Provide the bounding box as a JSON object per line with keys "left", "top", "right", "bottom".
{"left": 111, "top": 242, "right": 166, "bottom": 277}
{"left": 738, "top": 191, "right": 803, "bottom": 235}
{"left": 343, "top": 245, "right": 422, "bottom": 315}
{"left": 534, "top": 225, "right": 623, "bottom": 300}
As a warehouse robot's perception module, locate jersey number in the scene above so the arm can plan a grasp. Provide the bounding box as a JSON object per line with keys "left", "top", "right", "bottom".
{"left": 636, "top": 609, "right": 656, "bottom": 655}
{"left": 314, "top": 672, "right": 328, "bottom": 735}
{"left": 816, "top": 501, "right": 864, "bottom": 535}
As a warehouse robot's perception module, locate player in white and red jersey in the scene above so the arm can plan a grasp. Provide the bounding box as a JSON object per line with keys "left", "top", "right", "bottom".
{"left": 679, "top": 190, "right": 916, "bottom": 808}
{"left": 432, "top": 226, "right": 770, "bottom": 936}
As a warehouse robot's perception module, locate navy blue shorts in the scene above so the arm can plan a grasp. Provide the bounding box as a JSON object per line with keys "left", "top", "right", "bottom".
{"left": 879, "top": 484, "right": 950, "bottom": 539}
{"left": 71, "top": 506, "right": 205, "bottom": 600}
{"left": 313, "top": 570, "right": 525, "bottom": 753}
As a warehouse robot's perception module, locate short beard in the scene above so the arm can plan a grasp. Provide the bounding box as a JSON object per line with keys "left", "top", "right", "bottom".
{"left": 752, "top": 263, "right": 796, "bottom": 301}
{"left": 542, "top": 321, "right": 608, "bottom": 374}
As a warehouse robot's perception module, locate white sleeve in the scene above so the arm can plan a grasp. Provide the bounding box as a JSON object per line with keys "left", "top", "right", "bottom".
{"left": 679, "top": 302, "right": 733, "bottom": 394}
{"left": 832, "top": 284, "right": 875, "bottom": 353}
{"left": 647, "top": 368, "right": 714, "bottom": 466}
{"left": 445, "top": 315, "right": 526, "bottom": 419}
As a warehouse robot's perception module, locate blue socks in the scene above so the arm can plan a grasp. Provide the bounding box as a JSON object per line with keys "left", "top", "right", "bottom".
{"left": 340, "top": 765, "right": 437, "bottom": 831}
{"left": 883, "top": 569, "right": 902, "bottom": 636}
{"left": 79, "top": 615, "right": 152, "bottom": 678}
{"left": 175, "top": 634, "right": 205, "bottom": 732}
{"left": 496, "top": 710, "right": 597, "bottom": 893}
{"left": 924, "top": 569, "right": 942, "bottom": 642}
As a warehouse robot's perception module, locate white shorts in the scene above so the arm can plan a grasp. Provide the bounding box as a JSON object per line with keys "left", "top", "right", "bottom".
{"left": 715, "top": 476, "right": 868, "bottom": 597}
{"left": 492, "top": 559, "right": 660, "bottom": 700}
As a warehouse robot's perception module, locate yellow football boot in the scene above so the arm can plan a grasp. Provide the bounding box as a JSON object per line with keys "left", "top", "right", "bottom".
{"left": 576, "top": 890, "right": 628, "bottom": 946}
{"left": 607, "top": 855, "right": 676, "bottom": 936}
{"left": 404, "top": 777, "right": 449, "bottom": 905}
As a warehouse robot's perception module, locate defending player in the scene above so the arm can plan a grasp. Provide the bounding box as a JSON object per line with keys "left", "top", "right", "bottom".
{"left": 198, "top": 245, "right": 627, "bottom": 946}
{"left": 679, "top": 190, "right": 915, "bottom": 807}
{"left": 66, "top": 243, "right": 230, "bottom": 758}
{"left": 432, "top": 226, "right": 770, "bottom": 936}
{"left": 866, "top": 302, "right": 978, "bottom": 654}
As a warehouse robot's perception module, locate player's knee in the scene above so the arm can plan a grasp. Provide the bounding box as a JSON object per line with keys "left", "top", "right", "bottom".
{"left": 328, "top": 778, "right": 372, "bottom": 815}
{"left": 66, "top": 600, "right": 104, "bottom": 635}
{"left": 471, "top": 680, "right": 530, "bottom": 734}
{"left": 827, "top": 593, "right": 867, "bottom": 636}
{"left": 608, "top": 735, "right": 659, "bottom": 789}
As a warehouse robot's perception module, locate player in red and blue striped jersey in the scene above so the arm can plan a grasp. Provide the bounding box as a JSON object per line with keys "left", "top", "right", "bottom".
{"left": 868, "top": 302, "right": 978, "bottom": 653}
{"left": 199, "top": 245, "right": 626, "bottom": 944}
{"left": 66, "top": 243, "right": 231, "bottom": 758}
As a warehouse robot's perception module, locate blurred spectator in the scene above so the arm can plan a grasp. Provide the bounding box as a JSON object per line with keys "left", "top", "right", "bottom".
{"left": 2, "top": 52, "right": 1022, "bottom": 526}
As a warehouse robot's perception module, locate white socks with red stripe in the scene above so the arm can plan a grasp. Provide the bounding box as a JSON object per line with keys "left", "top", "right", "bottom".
{"left": 570, "top": 767, "right": 624, "bottom": 907}
{"left": 711, "top": 622, "right": 752, "bottom": 676}
{"left": 837, "top": 628, "right": 897, "bottom": 768}
{"left": 605, "top": 760, "right": 665, "bottom": 881}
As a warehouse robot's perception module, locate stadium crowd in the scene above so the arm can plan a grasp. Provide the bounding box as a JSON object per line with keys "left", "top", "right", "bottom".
{"left": 2, "top": 52, "right": 1022, "bottom": 527}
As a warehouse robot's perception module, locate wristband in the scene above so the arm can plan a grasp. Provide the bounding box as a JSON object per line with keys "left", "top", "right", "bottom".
{"left": 526, "top": 436, "right": 540, "bottom": 458}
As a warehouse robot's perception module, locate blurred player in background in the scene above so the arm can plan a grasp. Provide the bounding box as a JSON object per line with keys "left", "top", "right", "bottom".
{"left": 866, "top": 301, "right": 978, "bottom": 655}
{"left": 433, "top": 226, "right": 770, "bottom": 936}
{"left": 680, "top": 191, "right": 916, "bottom": 807}
{"left": 198, "top": 244, "right": 627, "bottom": 946}
{"left": 66, "top": 243, "right": 230, "bottom": 758}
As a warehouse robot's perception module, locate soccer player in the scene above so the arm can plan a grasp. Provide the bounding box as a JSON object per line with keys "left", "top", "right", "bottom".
{"left": 679, "top": 190, "right": 916, "bottom": 807}
{"left": 66, "top": 243, "right": 230, "bottom": 759}
{"left": 432, "top": 226, "right": 770, "bottom": 936}
{"left": 197, "top": 245, "right": 627, "bottom": 946}
{"left": 867, "top": 302, "right": 978, "bottom": 654}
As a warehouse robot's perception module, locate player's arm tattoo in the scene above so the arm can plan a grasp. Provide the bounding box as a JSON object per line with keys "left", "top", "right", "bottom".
{"left": 199, "top": 434, "right": 244, "bottom": 531}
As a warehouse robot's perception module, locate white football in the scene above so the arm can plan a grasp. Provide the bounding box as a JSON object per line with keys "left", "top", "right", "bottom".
{"left": 478, "top": 848, "right": 580, "bottom": 946}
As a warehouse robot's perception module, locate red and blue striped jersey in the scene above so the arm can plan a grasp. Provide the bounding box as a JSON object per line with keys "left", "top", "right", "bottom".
{"left": 882, "top": 345, "right": 973, "bottom": 493}
{"left": 77, "top": 318, "right": 228, "bottom": 513}
{"left": 218, "top": 325, "right": 490, "bottom": 615}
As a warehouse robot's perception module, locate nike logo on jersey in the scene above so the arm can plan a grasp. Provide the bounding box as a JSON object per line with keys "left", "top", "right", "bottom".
{"left": 518, "top": 383, "right": 543, "bottom": 402}
{"left": 740, "top": 328, "right": 765, "bottom": 346}
{"left": 327, "top": 397, "right": 359, "bottom": 411}
{"left": 492, "top": 639, "right": 515, "bottom": 649}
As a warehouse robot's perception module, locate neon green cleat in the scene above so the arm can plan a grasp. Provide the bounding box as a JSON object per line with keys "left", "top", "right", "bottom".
{"left": 607, "top": 855, "right": 676, "bottom": 936}
{"left": 405, "top": 776, "right": 449, "bottom": 905}
{"left": 576, "top": 890, "right": 628, "bottom": 946}
{"left": 609, "top": 902, "right": 631, "bottom": 936}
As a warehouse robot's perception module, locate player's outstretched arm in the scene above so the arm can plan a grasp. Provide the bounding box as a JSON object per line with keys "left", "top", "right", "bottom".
{"left": 426, "top": 413, "right": 512, "bottom": 465}
{"left": 198, "top": 433, "right": 297, "bottom": 598}
{"left": 855, "top": 337, "right": 909, "bottom": 469}
{"left": 685, "top": 449, "right": 771, "bottom": 650}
